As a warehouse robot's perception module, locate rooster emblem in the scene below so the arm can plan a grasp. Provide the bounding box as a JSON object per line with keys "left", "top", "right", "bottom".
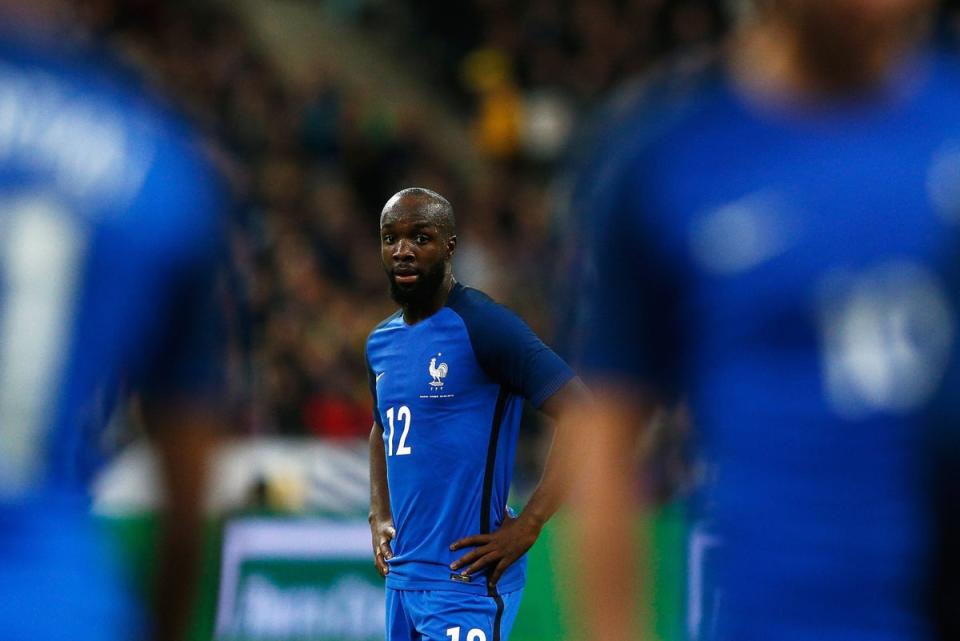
{"left": 428, "top": 353, "right": 448, "bottom": 387}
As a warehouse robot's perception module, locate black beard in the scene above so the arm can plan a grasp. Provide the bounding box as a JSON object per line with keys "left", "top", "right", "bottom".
{"left": 388, "top": 261, "right": 447, "bottom": 307}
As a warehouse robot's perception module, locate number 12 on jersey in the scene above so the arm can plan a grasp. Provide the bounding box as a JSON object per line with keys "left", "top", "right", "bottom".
{"left": 385, "top": 405, "right": 412, "bottom": 456}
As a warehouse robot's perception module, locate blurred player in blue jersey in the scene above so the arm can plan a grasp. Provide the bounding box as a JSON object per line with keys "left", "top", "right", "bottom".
{"left": 366, "top": 188, "right": 586, "bottom": 641}
{"left": 0, "top": 3, "right": 228, "bottom": 641}
{"left": 567, "top": 0, "right": 960, "bottom": 640}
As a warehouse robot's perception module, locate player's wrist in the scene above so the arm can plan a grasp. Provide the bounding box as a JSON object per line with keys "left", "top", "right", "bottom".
{"left": 517, "top": 508, "right": 548, "bottom": 533}
{"left": 368, "top": 509, "right": 392, "bottom": 525}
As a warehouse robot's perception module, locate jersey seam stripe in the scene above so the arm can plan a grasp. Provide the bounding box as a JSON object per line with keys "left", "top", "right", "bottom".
{"left": 482, "top": 386, "right": 508, "bottom": 598}
{"left": 491, "top": 593, "right": 505, "bottom": 641}
{"left": 480, "top": 385, "right": 509, "bottom": 537}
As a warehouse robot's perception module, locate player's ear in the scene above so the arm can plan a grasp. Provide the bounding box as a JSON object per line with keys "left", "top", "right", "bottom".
{"left": 446, "top": 234, "right": 457, "bottom": 257}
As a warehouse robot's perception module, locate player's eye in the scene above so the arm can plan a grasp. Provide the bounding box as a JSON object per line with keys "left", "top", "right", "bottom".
{"left": 416, "top": 234, "right": 429, "bottom": 244}
{"left": 382, "top": 235, "right": 394, "bottom": 244}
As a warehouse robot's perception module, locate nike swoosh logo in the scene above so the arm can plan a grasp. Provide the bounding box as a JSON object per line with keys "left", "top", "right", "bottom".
{"left": 690, "top": 190, "right": 798, "bottom": 276}
{"left": 376, "top": 372, "right": 386, "bottom": 383}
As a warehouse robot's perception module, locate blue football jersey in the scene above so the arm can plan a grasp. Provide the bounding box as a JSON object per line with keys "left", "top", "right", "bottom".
{"left": 366, "top": 283, "right": 574, "bottom": 595}
{"left": 578, "top": 51, "right": 960, "bottom": 641}
{"left": 0, "top": 33, "right": 225, "bottom": 640}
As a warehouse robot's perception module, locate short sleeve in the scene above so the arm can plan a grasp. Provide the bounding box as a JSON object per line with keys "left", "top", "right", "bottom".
{"left": 135, "top": 136, "right": 230, "bottom": 405}
{"left": 577, "top": 151, "right": 683, "bottom": 399}
{"left": 451, "top": 289, "right": 575, "bottom": 408}
{"left": 366, "top": 348, "right": 382, "bottom": 427}
{"left": 138, "top": 234, "right": 227, "bottom": 404}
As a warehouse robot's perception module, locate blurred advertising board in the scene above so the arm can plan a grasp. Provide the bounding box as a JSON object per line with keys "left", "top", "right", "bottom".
{"left": 94, "top": 438, "right": 685, "bottom": 641}
{"left": 214, "top": 518, "right": 384, "bottom": 641}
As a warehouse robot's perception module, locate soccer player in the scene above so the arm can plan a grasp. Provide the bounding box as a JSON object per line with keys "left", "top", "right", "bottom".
{"left": 0, "top": 5, "right": 228, "bottom": 641}
{"left": 366, "top": 188, "right": 586, "bottom": 641}
{"left": 568, "top": 0, "right": 960, "bottom": 640}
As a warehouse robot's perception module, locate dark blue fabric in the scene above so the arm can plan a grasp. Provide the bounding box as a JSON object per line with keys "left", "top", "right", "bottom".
{"left": 446, "top": 283, "right": 574, "bottom": 408}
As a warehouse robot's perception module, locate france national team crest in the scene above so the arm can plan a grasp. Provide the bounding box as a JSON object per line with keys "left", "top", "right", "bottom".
{"left": 428, "top": 353, "right": 448, "bottom": 387}
{"left": 421, "top": 353, "right": 454, "bottom": 399}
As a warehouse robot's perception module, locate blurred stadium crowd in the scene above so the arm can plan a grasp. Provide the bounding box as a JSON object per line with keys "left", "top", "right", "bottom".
{"left": 78, "top": 0, "right": 727, "bottom": 443}
{"left": 82, "top": 0, "right": 960, "bottom": 446}
{"left": 366, "top": 0, "right": 726, "bottom": 158}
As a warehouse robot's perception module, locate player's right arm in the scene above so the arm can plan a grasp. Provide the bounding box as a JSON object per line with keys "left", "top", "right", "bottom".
{"left": 366, "top": 349, "right": 395, "bottom": 577}
{"left": 368, "top": 420, "right": 395, "bottom": 577}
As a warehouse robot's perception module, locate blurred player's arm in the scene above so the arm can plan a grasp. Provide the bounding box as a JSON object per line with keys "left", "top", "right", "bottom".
{"left": 564, "top": 125, "right": 675, "bottom": 639}
{"left": 138, "top": 198, "right": 230, "bottom": 641}
{"left": 142, "top": 402, "right": 222, "bottom": 641}
{"left": 569, "top": 388, "right": 653, "bottom": 641}
{"left": 368, "top": 420, "right": 395, "bottom": 577}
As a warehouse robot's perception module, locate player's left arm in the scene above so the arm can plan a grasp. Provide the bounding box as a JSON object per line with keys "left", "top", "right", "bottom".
{"left": 446, "top": 295, "right": 585, "bottom": 587}
{"left": 449, "top": 377, "right": 590, "bottom": 587}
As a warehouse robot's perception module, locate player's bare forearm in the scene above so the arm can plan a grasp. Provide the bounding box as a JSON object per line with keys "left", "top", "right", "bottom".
{"left": 574, "top": 391, "right": 653, "bottom": 641}
{"left": 522, "top": 377, "right": 592, "bottom": 526}
{"left": 449, "top": 378, "right": 590, "bottom": 587}
{"left": 368, "top": 422, "right": 391, "bottom": 521}
{"left": 368, "top": 422, "right": 395, "bottom": 577}
{"left": 142, "top": 402, "right": 221, "bottom": 641}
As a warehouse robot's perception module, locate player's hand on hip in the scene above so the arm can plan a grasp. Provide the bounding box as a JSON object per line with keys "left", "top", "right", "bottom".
{"left": 369, "top": 517, "right": 396, "bottom": 577}
{"left": 448, "top": 513, "right": 540, "bottom": 588}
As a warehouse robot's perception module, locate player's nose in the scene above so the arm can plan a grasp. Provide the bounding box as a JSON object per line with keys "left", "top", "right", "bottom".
{"left": 393, "top": 238, "right": 416, "bottom": 261}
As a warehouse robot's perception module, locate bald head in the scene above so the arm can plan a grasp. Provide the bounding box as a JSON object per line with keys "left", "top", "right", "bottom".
{"left": 379, "top": 187, "right": 458, "bottom": 314}
{"left": 380, "top": 188, "right": 456, "bottom": 239}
